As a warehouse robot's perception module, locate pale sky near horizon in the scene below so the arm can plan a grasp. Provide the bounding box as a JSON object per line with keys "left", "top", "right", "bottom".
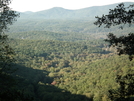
{"left": 9, "top": 0, "right": 134, "bottom": 12}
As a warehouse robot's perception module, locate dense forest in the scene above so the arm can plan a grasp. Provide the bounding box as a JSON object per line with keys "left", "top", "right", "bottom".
{"left": 1, "top": 1, "right": 134, "bottom": 101}
{"left": 9, "top": 38, "right": 134, "bottom": 101}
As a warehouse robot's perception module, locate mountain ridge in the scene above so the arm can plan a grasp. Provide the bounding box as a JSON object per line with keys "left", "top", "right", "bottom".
{"left": 20, "top": 2, "right": 134, "bottom": 19}
{"left": 19, "top": 2, "right": 133, "bottom": 20}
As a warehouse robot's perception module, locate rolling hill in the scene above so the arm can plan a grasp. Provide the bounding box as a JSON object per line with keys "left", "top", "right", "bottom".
{"left": 19, "top": 2, "right": 133, "bottom": 20}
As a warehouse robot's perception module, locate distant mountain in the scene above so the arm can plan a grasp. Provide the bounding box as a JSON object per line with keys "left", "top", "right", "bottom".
{"left": 19, "top": 2, "right": 133, "bottom": 20}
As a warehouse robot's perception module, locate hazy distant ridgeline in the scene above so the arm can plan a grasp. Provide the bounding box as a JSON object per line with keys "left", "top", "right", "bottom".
{"left": 19, "top": 2, "right": 133, "bottom": 20}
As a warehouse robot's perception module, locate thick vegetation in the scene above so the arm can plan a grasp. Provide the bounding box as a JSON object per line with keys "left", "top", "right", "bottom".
{"left": 8, "top": 38, "right": 134, "bottom": 101}
{"left": 1, "top": 1, "right": 134, "bottom": 101}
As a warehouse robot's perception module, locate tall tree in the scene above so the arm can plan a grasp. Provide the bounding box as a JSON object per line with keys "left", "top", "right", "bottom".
{"left": 94, "top": 3, "right": 134, "bottom": 100}
{"left": 94, "top": 3, "right": 134, "bottom": 60}
{"left": 0, "top": 1, "right": 32, "bottom": 101}
{"left": 0, "top": 0, "right": 19, "bottom": 74}
{"left": 108, "top": 73, "right": 134, "bottom": 101}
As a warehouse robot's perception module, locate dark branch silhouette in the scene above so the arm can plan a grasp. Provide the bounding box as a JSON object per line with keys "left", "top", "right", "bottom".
{"left": 94, "top": 3, "right": 134, "bottom": 60}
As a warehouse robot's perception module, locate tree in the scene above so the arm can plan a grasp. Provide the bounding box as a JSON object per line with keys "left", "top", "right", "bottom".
{"left": 0, "top": 1, "right": 34, "bottom": 100}
{"left": 108, "top": 73, "right": 134, "bottom": 101}
{"left": 94, "top": 3, "right": 134, "bottom": 60}
{"left": 0, "top": 0, "right": 19, "bottom": 74}
{"left": 0, "top": 1, "right": 33, "bottom": 101}
{"left": 94, "top": 3, "right": 134, "bottom": 100}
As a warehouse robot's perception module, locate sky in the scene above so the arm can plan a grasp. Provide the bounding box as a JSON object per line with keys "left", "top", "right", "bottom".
{"left": 9, "top": 0, "right": 134, "bottom": 12}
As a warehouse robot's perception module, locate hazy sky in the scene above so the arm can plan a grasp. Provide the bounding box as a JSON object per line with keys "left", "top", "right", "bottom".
{"left": 9, "top": 0, "right": 134, "bottom": 12}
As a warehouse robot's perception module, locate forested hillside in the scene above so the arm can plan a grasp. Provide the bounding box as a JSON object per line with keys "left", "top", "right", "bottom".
{"left": 2, "top": 2, "right": 134, "bottom": 101}
{"left": 9, "top": 38, "right": 134, "bottom": 101}
{"left": 7, "top": 19, "right": 134, "bottom": 40}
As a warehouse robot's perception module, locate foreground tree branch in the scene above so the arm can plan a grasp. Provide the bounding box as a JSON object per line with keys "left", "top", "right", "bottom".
{"left": 94, "top": 3, "right": 134, "bottom": 28}
{"left": 94, "top": 3, "right": 134, "bottom": 60}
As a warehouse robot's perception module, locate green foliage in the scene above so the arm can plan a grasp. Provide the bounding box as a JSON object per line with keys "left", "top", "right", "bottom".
{"left": 109, "top": 73, "right": 134, "bottom": 101}
{"left": 0, "top": 1, "right": 19, "bottom": 33}
{"left": 105, "top": 33, "right": 134, "bottom": 60}
{"left": 1, "top": 2, "right": 134, "bottom": 101}
{"left": 0, "top": 0, "right": 32, "bottom": 101}
{"left": 95, "top": 2, "right": 134, "bottom": 101}
{"left": 94, "top": 3, "right": 134, "bottom": 60}
{"left": 0, "top": 34, "right": 15, "bottom": 74}
{"left": 9, "top": 39, "right": 104, "bottom": 58}
{"left": 94, "top": 3, "right": 134, "bottom": 28}
{"left": 0, "top": 0, "right": 19, "bottom": 74}
{"left": 8, "top": 37, "right": 134, "bottom": 101}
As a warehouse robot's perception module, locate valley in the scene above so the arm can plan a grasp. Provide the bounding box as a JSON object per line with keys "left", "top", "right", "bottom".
{"left": 1, "top": 2, "right": 134, "bottom": 101}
